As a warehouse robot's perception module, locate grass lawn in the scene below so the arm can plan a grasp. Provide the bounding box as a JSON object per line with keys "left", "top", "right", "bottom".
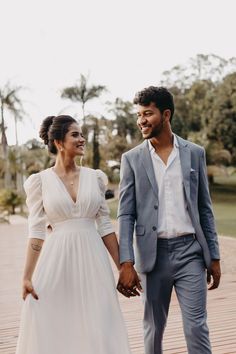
{"left": 108, "top": 175, "right": 236, "bottom": 238}
{"left": 107, "top": 198, "right": 119, "bottom": 221}
{"left": 210, "top": 176, "right": 236, "bottom": 237}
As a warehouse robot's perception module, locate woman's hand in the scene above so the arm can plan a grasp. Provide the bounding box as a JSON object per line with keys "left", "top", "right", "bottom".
{"left": 22, "top": 279, "right": 38, "bottom": 300}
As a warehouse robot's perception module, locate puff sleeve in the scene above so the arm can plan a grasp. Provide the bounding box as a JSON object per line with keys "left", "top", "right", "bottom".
{"left": 95, "top": 170, "right": 115, "bottom": 237}
{"left": 24, "top": 173, "right": 46, "bottom": 240}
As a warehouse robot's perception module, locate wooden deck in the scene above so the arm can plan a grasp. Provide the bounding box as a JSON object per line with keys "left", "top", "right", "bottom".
{"left": 0, "top": 221, "right": 236, "bottom": 354}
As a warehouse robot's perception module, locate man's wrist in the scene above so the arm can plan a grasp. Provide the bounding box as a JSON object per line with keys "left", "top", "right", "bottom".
{"left": 120, "top": 261, "right": 134, "bottom": 268}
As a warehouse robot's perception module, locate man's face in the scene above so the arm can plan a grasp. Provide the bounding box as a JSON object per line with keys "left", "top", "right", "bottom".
{"left": 136, "top": 102, "right": 165, "bottom": 139}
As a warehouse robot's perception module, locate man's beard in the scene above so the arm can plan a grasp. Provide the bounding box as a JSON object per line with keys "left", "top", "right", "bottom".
{"left": 142, "top": 116, "right": 164, "bottom": 139}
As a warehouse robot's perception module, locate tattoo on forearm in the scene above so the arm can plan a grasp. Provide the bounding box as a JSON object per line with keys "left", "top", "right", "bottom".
{"left": 31, "top": 244, "right": 42, "bottom": 252}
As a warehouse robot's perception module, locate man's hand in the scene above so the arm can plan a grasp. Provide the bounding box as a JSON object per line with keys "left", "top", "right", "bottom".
{"left": 117, "top": 262, "right": 143, "bottom": 298}
{"left": 207, "top": 260, "right": 221, "bottom": 290}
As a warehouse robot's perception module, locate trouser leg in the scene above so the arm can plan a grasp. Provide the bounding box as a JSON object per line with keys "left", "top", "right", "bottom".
{"left": 140, "top": 243, "right": 173, "bottom": 354}
{"left": 174, "top": 238, "right": 212, "bottom": 354}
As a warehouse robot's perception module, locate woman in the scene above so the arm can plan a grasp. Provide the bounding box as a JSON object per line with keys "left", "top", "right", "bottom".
{"left": 16, "top": 115, "right": 131, "bottom": 354}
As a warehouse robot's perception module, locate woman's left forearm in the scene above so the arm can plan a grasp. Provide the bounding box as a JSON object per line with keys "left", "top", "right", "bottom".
{"left": 102, "top": 233, "right": 120, "bottom": 270}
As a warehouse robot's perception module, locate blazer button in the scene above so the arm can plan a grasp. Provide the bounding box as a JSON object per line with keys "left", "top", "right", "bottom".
{"left": 152, "top": 226, "right": 157, "bottom": 231}
{"left": 154, "top": 205, "right": 158, "bottom": 210}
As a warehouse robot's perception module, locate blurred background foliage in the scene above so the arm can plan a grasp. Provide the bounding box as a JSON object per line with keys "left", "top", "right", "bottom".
{"left": 0, "top": 54, "right": 236, "bottom": 235}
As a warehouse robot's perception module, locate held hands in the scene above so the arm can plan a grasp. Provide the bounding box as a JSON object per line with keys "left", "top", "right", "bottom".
{"left": 117, "top": 262, "right": 143, "bottom": 298}
{"left": 22, "top": 279, "right": 39, "bottom": 301}
{"left": 207, "top": 260, "right": 221, "bottom": 290}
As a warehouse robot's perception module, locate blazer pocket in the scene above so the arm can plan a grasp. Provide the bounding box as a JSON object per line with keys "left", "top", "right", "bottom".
{"left": 190, "top": 170, "right": 198, "bottom": 180}
{"left": 135, "top": 225, "right": 145, "bottom": 236}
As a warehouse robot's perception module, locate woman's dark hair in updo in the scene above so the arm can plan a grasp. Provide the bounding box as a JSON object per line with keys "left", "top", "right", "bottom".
{"left": 39, "top": 115, "right": 77, "bottom": 154}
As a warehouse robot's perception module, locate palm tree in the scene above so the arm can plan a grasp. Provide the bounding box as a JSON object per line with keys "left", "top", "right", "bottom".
{"left": 0, "top": 82, "right": 24, "bottom": 188}
{"left": 61, "top": 74, "right": 107, "bottom": 126}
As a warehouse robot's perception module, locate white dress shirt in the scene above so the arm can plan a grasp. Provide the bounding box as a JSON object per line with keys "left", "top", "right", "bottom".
{"left": 148, "top": 135, "right": 195, "bottom": 238}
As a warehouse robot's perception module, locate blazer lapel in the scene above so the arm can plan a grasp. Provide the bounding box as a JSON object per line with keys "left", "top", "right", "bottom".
{"left": 140, "top": 140, "right": 159, "bottom": 199}
{"left": 177, "top": 136, "right": 191, "bottom": 200}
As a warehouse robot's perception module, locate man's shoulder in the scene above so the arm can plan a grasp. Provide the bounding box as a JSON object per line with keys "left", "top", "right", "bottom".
{"left": 176, "top": 135, "right": 204, "bottom": 154}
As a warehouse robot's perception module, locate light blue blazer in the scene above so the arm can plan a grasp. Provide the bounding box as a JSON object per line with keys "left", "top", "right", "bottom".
{"left": 118, "top": 136, "right": 220, "bottom": 273}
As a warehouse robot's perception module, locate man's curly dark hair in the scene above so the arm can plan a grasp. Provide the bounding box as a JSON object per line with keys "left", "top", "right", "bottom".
{"left": 133, "top": 86, "right": 175, "bottom": 122}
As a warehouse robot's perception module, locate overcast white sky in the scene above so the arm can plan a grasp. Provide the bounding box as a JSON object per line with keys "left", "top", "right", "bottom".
{"left": 1, "top": 0, "right": 236, "bottom": 144}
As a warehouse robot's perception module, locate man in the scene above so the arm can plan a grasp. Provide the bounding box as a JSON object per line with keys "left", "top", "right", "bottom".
{"left": 117, "top": 86, "right": 221, "bottom": 354}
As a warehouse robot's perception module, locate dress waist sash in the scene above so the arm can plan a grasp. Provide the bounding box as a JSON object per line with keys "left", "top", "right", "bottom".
{"left": 51, "top": 217, "right": 95, "bottom": 233}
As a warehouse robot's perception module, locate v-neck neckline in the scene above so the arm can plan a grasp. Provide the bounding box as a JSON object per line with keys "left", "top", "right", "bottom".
{"left": 50, "top": 166, "right": 83, "bottom": 205}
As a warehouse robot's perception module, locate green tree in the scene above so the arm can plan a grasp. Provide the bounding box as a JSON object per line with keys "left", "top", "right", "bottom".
{"left": 61, "top": 74, "right": 106, "bottom": 127}
{"left": 88, "top": 116, "right": 101, "bottom": 169}
{"left": 160, "top": 54, "right": 236, "bottom": 91}
{"left": 0, "top": 82, "right": 24, "bottom": 188}
{"left": 186, "top": 80, "right": 215, "bottom": 145}
{"left": 208, "top": 72, "right": 236, "bottom": 164}
{"left": 169, "top": 86, "right": 189, "bottom": 138}
{"left": 107, "top": 98, "right": 139, "bottom": 142}
{"left": 22, "top": 139, "right": 53, "bottom": 175}
{"left": 0, "top": 189, "right": 24, "bottom": 215}
{"left": 167, "top": 80, "right": 215, "bottom": 143}
{"left": 105, "top": 135, "right": 131, "bottom": 161}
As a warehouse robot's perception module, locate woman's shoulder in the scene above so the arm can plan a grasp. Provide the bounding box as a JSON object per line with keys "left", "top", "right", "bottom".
{"left": 24, "top": 172, "right": 42, "bottom": 192}
{"left": 24, "top": 168, "right": 52, "bottom": 191}
{"left": 82, "top": 167, "right": 108, "bottom": 187}
{"left": 95, "top": 169, "right": 108, "bottom": 185}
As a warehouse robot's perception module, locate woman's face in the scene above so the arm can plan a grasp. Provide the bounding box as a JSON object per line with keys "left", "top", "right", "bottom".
{"left": 61, "top": 123, "right": 86, "bottom": 156}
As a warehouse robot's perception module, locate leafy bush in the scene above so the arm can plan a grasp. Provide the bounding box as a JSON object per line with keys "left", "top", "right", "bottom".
{"left": 0, "top": 189, "right": 24, "bottom": 215}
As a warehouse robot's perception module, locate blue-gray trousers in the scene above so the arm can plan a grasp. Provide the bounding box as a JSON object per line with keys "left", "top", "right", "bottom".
{"left": 140, "top": 234, "right": 212, "bottom": 354}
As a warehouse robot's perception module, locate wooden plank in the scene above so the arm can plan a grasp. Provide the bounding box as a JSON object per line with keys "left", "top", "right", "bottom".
{"left": 0, "top": 221, "right": 236, "bottom": 353}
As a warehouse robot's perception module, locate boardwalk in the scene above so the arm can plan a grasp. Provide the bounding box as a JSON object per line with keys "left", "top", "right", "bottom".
{"left": 0, "top": 218, "right": 236, "bottom": 354}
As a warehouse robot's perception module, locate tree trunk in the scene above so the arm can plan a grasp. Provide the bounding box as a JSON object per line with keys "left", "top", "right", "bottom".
{"left": 208, "top": 174, "right": 214, "bottom": 185}
{"left": 14, "top": 125, "right": 24, "bottom": 192}
{"left": 14, "top": 115, "right": 18, "bottom": 146}
{"left": 0, "top": 104, "right": 11, "bottom": 189}
{"left": 92, "top": 119, "right": 100, "bottom": 169}
{"left": 82, "top": 102, "right": 86, "bottom": 125}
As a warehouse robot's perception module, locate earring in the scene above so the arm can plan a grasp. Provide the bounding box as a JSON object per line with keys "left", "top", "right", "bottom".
{"left": 60, "top": 148, "right": 63, "bottom": 152}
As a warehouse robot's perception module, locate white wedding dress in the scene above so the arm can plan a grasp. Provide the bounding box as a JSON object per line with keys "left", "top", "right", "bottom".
{"left": 16, "top": 167, "right": 131, "bottom": 354}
